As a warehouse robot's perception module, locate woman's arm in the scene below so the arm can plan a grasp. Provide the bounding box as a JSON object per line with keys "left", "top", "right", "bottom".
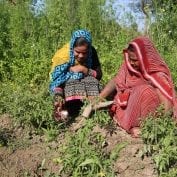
{"left": 69, "top": 63, "right": 102, "bottom": 79}
{"left": 69, "top": 65, "right": 88, "bottom": 75}
{"left": 155, "top": 72, "right": 173, "bottom": 112}
{"left": 99, "top": 78, "right": 116, "bottom": 99}
{"left": 156, "top": 88, "right": 173, "bottom": 112}
{"left": 93, "top": 66, "right": 102, "bottom": 80}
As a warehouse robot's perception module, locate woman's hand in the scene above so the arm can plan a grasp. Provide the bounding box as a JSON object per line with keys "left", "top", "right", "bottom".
{"left": 99, "top": 79, "right": 116, "bottom": 99}
{"left": 69, "top": 65, "right": 88, "bottom": 75}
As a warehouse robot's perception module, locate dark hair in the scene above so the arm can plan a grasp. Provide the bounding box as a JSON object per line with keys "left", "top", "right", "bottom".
{"left": 127, "top": 44, "right": 135, "bottom": 52}
{"left": 74, "top": 37, "right": 89, "bottom": 47}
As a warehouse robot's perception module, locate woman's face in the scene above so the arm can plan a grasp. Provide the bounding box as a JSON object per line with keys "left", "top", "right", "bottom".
{"left": 74, "top": 44, "right": 88, "bottom": 64}
{"left": 128, "top": 50, "right": 140, "bottom": 71}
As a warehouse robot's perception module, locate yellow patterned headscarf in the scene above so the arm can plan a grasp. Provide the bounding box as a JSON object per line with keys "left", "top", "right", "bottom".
{"left": 50, "top": 43, "right": 70, "bottom": 73}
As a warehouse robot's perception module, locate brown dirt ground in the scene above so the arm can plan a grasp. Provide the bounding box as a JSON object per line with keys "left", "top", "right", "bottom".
{"left": 0, "top": 114, "right": 157, "bottom": 177}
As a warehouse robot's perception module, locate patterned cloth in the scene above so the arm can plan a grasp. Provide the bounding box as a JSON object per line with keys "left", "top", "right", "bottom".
{"left": 111, "top": 36, "right": 177, "bottom": 132}
{"left": 49, "top": 29, "right": 92, "bottom": 93}
{"left": 64, "top": 76, "right": 102, "bottom": 101}
{"left": 49, "top": 29, "right": 102, "bottom": 102}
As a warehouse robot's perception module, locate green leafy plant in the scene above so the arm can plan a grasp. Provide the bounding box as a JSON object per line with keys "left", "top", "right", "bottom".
{"left": 58, "top": 119, "right": 126, "bottom": 177}
{"left": 141, "top": 107, "right": 177, "bottom": 176}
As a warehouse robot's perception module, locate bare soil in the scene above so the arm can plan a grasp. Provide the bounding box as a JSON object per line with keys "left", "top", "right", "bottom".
{"left": 0, "top": 114, "right": 157, "bottom": 177}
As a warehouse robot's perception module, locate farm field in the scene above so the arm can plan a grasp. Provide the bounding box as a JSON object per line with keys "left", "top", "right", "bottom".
{"left": 1, "top": 0, "right": 177, "bottom": 176}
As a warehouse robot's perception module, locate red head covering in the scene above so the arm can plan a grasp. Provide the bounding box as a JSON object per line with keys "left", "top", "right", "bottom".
{"left": 124, "top": 36, "right": 174, "bottom": 102}
{"left": 112, "top": 37, "right": 177, "bottom": 131}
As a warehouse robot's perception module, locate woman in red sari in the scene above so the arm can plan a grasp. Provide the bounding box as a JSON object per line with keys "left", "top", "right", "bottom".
{"left": 99, "top": 36, "right": 177, "bottom": 137}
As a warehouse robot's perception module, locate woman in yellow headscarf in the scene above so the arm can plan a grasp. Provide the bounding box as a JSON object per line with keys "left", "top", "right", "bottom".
{"left": 49, "top": 29, "right": 102, "bottom": 122}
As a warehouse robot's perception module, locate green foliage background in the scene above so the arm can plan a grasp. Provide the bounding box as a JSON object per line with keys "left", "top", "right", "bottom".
{"left": 1, "top": 0, "right": 177, "bottom": 176}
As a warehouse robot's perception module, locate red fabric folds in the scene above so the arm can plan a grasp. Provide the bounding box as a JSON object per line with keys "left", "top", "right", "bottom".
{"left": 111, "top": 37, "right": 177, "bottom": 132}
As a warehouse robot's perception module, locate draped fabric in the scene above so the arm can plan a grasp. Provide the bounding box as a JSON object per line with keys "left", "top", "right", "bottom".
{"left": 124, "top": 37, "right": 173, "bottom": 101}
{"left": 111, "top": 36, "right": 177, "bottom": 132}
{"left": 49, "top": 29, "right": 92, "bottom": 93}
{"left": 50, "top": 43, "right": 70, "bottom": 72}
{"left": 64, "top": 76, "right": 102, "bottom": 101}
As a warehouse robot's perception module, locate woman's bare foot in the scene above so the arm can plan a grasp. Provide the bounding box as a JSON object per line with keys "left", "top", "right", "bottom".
{"left": 130, "top": 127, "right": 141, "bottom": 138}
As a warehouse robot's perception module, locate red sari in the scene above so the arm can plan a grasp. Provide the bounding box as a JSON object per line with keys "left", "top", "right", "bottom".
{"left": 111, "top": 37, "right": 177, "bottom": 132}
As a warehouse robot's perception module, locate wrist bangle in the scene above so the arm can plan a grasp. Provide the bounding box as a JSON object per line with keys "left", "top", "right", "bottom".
{"left": 88, "top": 69, "right": 97, "bottom": 78}
{"left": 87, "top": 69, "right": 92, "bottom": 76}
{"left": 53, "top": 87, "right": 63, "bottom": 96}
